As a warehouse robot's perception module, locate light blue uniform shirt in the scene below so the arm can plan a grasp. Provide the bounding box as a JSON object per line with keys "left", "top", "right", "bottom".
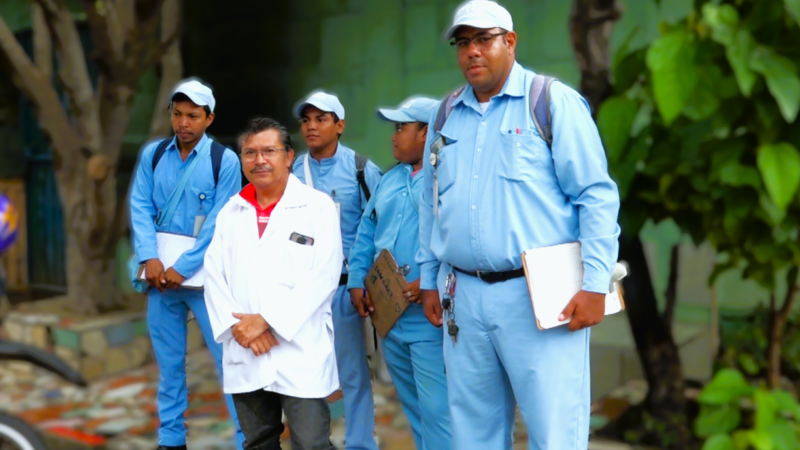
{"left": 347, "top": 164, "right": 423, "bottom": 291}
{"left": 129, "top": 134, "right": 242, "bottom": 278}
{"left": 292, "top": 143, "right": 382, "bottom": 269}
{"left": 417, "top": 62, "right": 621, "bottom": 294}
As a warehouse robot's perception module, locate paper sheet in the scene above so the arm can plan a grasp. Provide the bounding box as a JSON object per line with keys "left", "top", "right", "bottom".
{"left": 138, "top": 232, "right": 204, "bottom": 289}
{"left": 521, "top": 242, "right": 625, "bottom": 330}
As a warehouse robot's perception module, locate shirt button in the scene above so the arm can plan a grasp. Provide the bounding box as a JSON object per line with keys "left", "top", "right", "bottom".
{"left": 471, "top": 205, "right": 476, "bottom": 210}
{"left": 402, "top": 192, "right": 407, "bottom": 197}
{"left": 517, "top": 143, "right": 521, "bottom": 147}
{"left": 477, "top": 148, "right": 482, "bottom": 152}
{"left": 481, "top": 122, "right": 486, "bottom": 126}
{"left": 397, "top": 214, "right": 402, "bottom": 218}
{"left": 473, "top": 175, "right": 478, "bottom": 180}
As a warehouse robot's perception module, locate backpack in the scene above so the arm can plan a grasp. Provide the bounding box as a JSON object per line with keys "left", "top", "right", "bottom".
{"left": 433, "top": 74, "right": 557, "bottom": 146}
{"left": 151, "top": 138, "right": 230, "bottom": 186}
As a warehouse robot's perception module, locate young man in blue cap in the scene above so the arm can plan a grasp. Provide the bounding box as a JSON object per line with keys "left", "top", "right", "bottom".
{"left": 347, "top": 96, "right": 452, "bottom": 450}
{"left": 129, "top": 78, "right": 245, "bottom": 450}
{"left": 417, "top": 1, "right": 621, "bottom": 449}
{"left": 292, "top": 91, "right": 382, "bottom": 450}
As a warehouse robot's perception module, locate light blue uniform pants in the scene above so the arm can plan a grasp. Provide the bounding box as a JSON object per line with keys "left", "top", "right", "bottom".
{"left": 148, "top": 289, "right": 245, "bottom": 449}
{"left": 331, "top": 285, "right": 378, "bottom": 450}
{"left": 381, "top": 304, "right": 451, "bottom": 450}
{"left": 437, "top": 265, "right": 591, "bottom": 450}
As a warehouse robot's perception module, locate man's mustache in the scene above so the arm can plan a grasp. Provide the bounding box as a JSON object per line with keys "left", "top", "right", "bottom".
{"left": 250, "top": 165, "right": 274, "bottom": 173}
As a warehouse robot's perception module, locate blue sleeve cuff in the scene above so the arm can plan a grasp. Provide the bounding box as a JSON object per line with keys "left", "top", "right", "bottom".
{"left": 346, "top": 271, "right": 367, "bottom": 291}
{"left": 136, "top": 247, "right": 159, "bottom": 264}
{"left": 582, "top": 266, "right": 612, "bottom": 294}
{"left": 420, "top": 261, "right": 440, "bottom": 291}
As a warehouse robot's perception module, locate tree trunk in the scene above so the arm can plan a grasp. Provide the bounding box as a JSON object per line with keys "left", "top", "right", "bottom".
{"left": 149, "top": 0, "right": 183, "bottom": 139}
{"left": 620, "top": 236, "right": 695, "bottom": 449}
{"left": 767, "top": 266, "right": 798, "bottom": 389}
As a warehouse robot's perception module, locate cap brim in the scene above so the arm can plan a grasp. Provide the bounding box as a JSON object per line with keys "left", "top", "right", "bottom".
{"left": 172, "top": 89, "right": 210, "bottom": 108}
{"left": 377, "top": 108, "right": 416, "bottom": 123}
{"left": 295, "top": 101, "right": 337, "bottom": 119}
{"left": 444, "top": 19, "right": 506, "bottom": 39}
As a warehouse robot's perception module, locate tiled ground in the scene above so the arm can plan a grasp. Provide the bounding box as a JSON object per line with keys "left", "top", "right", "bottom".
{"left": 0, "top": 348, "right": 643, "bottom": 449}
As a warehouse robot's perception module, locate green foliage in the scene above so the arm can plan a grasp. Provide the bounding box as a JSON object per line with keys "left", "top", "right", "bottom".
{"left": 696, "top": 369, "right": 800, "bottom": 449}
{"left": 598, "top": 0, "right": 800, "bottom": 289}
{"left": 718, "top": 309, "right": 800, "bottom": 380}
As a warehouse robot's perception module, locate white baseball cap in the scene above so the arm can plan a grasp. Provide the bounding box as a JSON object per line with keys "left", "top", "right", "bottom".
{"left": 294, "top": 91, "right": 346, "bottom": 120}
{"left": 445, "top": 0, "right": 514, "bottom": 40}
{"left": 171, "top": 79, "right": 216, "bottom": 113}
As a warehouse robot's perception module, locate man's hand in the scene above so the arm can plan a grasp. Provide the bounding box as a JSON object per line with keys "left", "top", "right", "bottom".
{"left": 559, "top": 290, "right": 606, "bottom": 332}
{"left": 349, "top": 289, "right": 373, "bottom": 318}
{"left": 164, "top": 267, "right": 186, "bottom": 290}
{"left": 422, "top": 290, "right": 443, "bottom": 327}
{"left": 402, "top": 279, "right": 422, "bottom": 304}
{"left": 231, "top": 313, "right": 270, "bottom": 347}
{"left": 249, "top": 330, "right": 280, "bottom": 356}
{"left": 144, "top": 259, "right": 166, "bottom": 292}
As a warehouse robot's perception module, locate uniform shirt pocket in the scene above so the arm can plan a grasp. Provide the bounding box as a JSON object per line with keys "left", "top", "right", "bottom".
{"left": 497, "top": 130, "right": 549, "bottom": 181}
{"left": 278, "top": 238, "right": 315, "bottom": 288}
{"left": 435, "top": 142, "right": 459, "bottom": 196}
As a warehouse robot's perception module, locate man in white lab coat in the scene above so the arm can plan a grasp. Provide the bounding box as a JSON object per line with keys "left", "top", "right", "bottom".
{"left": 204, "top": 117, "right": 343, "bottom": 450}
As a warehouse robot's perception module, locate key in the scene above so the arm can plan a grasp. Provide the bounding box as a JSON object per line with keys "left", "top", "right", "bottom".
{"left": 447, "top": 319, "right": 459, "bottom": 345}
{"left": 442, "top": 297, "right": 451, "bottom": 311}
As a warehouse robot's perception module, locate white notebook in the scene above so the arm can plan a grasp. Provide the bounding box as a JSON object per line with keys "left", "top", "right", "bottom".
{"left": 138, "top": 232, "right": 204, "bottom": 289}
{"left": 521, "top": 242, "right": 626, "bottom": 330}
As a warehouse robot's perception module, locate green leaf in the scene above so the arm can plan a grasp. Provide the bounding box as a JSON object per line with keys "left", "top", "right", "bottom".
{"left": 732, "top": 430, "right": 751, "bottom": 450}
{"left": 703, "top": 434, "right": 736, "bottom": 450}
{"left": 750, "top": 47, "right": 800, "bottom": 123}
{"left": 597, "top": 96, "right": 639, "bottom": 164}
{"left": 696, "top": 403, "right": 742, "bottom": 437}
{"left": 699, "top": 368, "right": 753, "bottom": 404}
{"left": 768, "top": 423, "right": 797, "bottom": 450}
{"left": 756, "top": 143, "right": 800, "bottom": 212}
{"left": 720, "top": 162, "right": 762, "bottom": 190}
{"left": 726, "top": 30, "right": 758, "bottom": 97}
{"left": 760, "top": 195, "right": 787, "bottom": 226}
{"left": 685, "top": 66, "right": 722, "bottom": 121}
{"left": 748, "top": 429, "right": 774, "bottom": 450}
{"left": 646, "top": 31, "right": 698, "bottom": 125}
{"left": 772, "top": 390, "right": 800, "bottom": 421}
{"left": 755, "top": 388, "right": 778, "bottom": 430}
{"left": 739, "top": 352, "right": 761, "bottom": 375}
{"left": 702, "top": 3, "right": 739, "bottom": 46}
{"left": 786, "top": 0, "right": 800, "bottom": 27}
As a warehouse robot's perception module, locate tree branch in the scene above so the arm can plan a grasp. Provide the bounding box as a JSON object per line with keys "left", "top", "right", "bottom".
{"left": 0, "top": 9, "right": 80, "bottom": 154}
{"left": 569, "top": 0, "right": 623, "bottom": 115}
{"left": 662, "top": 244, "right": 679, "bottom": 331}
{"left": 149, "top": 0, "right": 182, "bottom": 138}
{"left": 780, "top": 266, "right": 799, "bottom": 318}
{"left": 35, "top": 0, "right": 102, "bottom": 153}
{"left": 32, "top": 3, "right": 51, "bottom": 79}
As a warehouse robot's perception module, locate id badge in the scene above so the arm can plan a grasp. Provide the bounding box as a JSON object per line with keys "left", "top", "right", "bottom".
{"left": 193, "top": 215, "right": 206, "bottom": 237}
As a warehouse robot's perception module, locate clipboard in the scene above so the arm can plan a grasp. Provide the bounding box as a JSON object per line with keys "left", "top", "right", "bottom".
{"left": 521, "top": 242, "right": 626, "bottom": 330}
{"left": 364, "top": 249, "right": 410, "bottom": 338}
{"left": 138, "top": 232, "right": 204, "bottom": 290}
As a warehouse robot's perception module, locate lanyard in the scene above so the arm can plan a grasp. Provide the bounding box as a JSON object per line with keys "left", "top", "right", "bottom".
{"left": 303, "top": 153, "right": 314, "bottom": 188}
{"left": 405, "top": 168, "right": 420, "bottom": 212}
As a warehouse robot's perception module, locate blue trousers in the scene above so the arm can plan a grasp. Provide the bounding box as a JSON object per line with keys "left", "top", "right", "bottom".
{"left": 381, "top": 305, "right": 451, "bottom": 450}
{"left": 437, "top": 266, "right": 591, "bottom": 450}
{"left": 331, "top": 285, "right": 378, "bottom": 450}
{"left": 148, "top": 289, "right": 245, "bottom": 448}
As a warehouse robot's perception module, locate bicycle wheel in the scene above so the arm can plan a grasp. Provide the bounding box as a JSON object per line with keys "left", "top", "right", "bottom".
{"left": 0, "top": 412, "right": 47, "bottom": 450}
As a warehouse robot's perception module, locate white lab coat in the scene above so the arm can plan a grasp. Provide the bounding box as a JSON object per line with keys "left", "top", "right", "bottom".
{"left": 203, "top": 174, "right": 343, "bottom": 398}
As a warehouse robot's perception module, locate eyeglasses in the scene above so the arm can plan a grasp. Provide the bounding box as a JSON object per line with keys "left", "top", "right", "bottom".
{"left": 450, "top": 31, "right": 508, "bottom": 50}
{"left": 241, "top": 148, "right": 284, "bottom": 161}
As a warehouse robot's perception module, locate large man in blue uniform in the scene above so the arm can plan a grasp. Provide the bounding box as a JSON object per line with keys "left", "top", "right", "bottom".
{"left": 417, "top": 2, "right": 621, "bottom": 449}
{"left": 292, "top": 91, "right": 382, "bottom": 450}
{"left": 347, "top": 97, "right": 452, "bottom": 450}
{"left": 129, "top": 79, "right": 244, "bottom": 449}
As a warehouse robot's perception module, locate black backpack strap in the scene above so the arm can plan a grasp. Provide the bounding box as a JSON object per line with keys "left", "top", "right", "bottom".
{"left": 530, "top": 75, "right": 557, "bottom": 147}
{"left": 151, "top": 138, "right": 171, "bottom": 172}
{"left": 355, "top": 153, "right": 371, "bottom": 203}
{"left": 210, "top": 141, "right": 228, "bottom": 187}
